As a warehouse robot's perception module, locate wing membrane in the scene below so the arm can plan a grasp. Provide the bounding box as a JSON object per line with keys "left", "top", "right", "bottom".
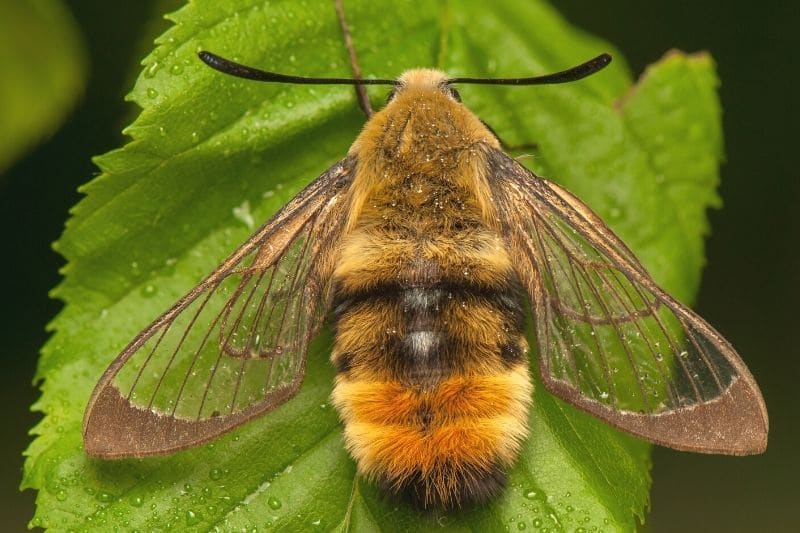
{"left": 487, "top": 148, "right": 767, "bottom": 454}
{"left": 84, "top": 158, "right": 354, "bottom": 458}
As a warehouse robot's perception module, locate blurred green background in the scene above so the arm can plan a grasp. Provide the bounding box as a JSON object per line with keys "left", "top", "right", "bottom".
{"left": 1, "top": 0, "right": 796, "bottom": 530}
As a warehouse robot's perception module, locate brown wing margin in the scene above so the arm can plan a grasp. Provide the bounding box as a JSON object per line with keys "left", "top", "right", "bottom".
{"left": 486, "top": 147, "right": 768, "bottom": 455}
{"left": 83, "top": 157, "right": 355, "bottom": 458}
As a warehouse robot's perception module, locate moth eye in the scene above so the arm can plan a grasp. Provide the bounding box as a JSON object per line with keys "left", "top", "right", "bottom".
{"left": 448, "top": 86, "right": 462, "bottom": 102}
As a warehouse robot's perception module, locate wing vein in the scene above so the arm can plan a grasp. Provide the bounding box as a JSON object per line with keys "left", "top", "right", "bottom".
{"left": 146, "top": 284, "right": 221, "bottom": 410}
{"left": 591, "top": 268, "right": 680, "bottom": 407}
{"left": 525, "top": 213, "right": 583, "bottom": 386}
{"left": 171, "top": 285, "right": 230, "bottom": 417}
{"left": 606, "top": 269, "right": 703, "bottom": 405}
{"left": 533, "top": 211, "right": 620, "bottom": 403}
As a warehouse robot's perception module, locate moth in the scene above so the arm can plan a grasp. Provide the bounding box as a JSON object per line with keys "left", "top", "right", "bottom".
{"left": 83, "top": 46, "right": 768, "bottom": 509}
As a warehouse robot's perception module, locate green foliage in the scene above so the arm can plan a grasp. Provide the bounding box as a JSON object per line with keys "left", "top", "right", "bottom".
{"left": 0, "top": 0, "right": 86, "bottom": 175}
{"left": 23, "top": 0, "right": 722, "bottom": 530}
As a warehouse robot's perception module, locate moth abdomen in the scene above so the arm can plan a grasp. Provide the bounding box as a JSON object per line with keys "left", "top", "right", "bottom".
{"left": 330, "top": 342, "right": 532, "bottom": 509}
{"left": 330, "top": 152, "right": 533, "bottom": 507}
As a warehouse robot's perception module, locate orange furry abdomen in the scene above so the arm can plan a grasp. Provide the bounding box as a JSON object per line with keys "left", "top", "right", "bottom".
{"left": 332, "top": 368, "right": 531, "bottom": 507}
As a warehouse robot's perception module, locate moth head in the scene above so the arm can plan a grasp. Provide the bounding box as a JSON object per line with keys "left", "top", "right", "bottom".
{"left": 387, "top": 69, "right": 462, "bottom": 104}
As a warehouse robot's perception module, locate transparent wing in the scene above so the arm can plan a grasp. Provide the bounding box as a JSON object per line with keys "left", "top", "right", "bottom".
{"left": 84, "top": 158, "right": 354, "bottom": 458}
{"left": 487, "top": 149, "right": 767, "bottom": 454}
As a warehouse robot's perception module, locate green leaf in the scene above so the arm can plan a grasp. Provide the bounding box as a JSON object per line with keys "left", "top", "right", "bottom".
{"left": 24, "top": 1, "right": 723, "bottom": 531}
{"left": 0, "top": 0, "right": 86, "bottom": 175}
{"left": 618, "top": 51, "right": 723, "bottom": 302}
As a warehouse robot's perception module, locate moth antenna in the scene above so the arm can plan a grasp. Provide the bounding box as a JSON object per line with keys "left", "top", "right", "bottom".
{"left": 197, "top": 51, "right": 397, "bottom": 86}
{"left": 450, "top": 53, "right": 612, "bottom": 85}
{"left": 198, "top": 51, "right": 611, "bottom": 88}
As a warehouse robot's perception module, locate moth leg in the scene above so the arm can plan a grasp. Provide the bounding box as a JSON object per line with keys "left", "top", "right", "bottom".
{"left": 480, "top": 119, "right": 539, "bottom": 154}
